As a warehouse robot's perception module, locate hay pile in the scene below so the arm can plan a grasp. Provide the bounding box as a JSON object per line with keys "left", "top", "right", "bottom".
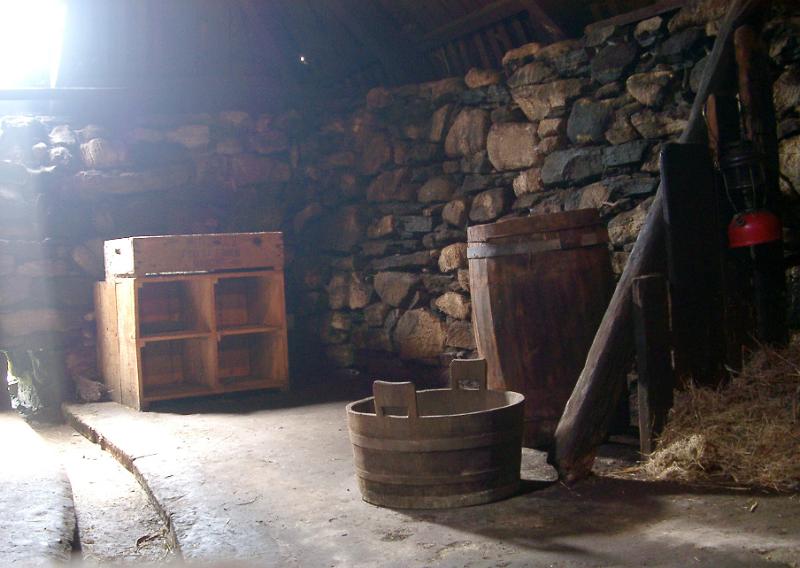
{"left": 641, "top": 339, "right": 800, "bottom": 492}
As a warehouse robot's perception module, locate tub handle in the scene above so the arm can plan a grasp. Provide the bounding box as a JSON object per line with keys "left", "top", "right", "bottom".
{"left": 373, "top": 381, "right": 418, "bottom": 419}
{"left": 449, "top": 358, "right": 487, "bottom": 390}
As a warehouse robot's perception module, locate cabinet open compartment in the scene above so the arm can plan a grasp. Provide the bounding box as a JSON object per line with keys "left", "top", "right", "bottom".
{"left": 217, "top": 331, "right": 287, "bottom": 389}
{"left": 214, "top": 272, "right": 284, "bottom": 330}
{"left": 140, "top": 337, "right": 215, "bottom": 400}
{"left": 138, "top": 279, "right": 213, "bottom": 338}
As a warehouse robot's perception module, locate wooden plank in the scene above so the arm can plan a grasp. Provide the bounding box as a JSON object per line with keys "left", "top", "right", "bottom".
{"left": 661, "top": 142, "right": 726, "bottom": 386}
{"left": 551, "top": 0, "right": 771, "bottom": 482}
{"left": 104, "top": 232, "right": 283, "bottom": 279}
{"left": 95, "top": 282, "right": 121, "bottom": 403}
{"left": 633, "top": 274, "right": 674, "bottom": 455}
{"left": 734, "top": 24, "right": 787, "bottom": 346}
{"left": 473, "top": 32, "right": 493, "bottom": 69}
{"left": 421, "top": 0, "right": 528, "bottom": 50}
{"left": 583, "top": 0, "right": 687, "bottom": 37}
{"left": 324, "top": 0, "right": 427, "bottom": 85}
{"left": 705, "top": 95, "right": 752, "bottom": 372}
{"left": 114, "top": 279, "right": 143, "bottom": 410}
{"left": 520, "top": 0, "right": 567, "bottom": 42}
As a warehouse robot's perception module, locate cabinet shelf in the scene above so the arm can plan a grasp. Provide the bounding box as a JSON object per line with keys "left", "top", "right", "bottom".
{"left": 138, "top": 330, "right": 213, "bottom": 345}
{"left": 217, "top": 332, "right": 286, "bottom": 388}
{"left": 217, "top": 325, "right": 282, "bottom": 337}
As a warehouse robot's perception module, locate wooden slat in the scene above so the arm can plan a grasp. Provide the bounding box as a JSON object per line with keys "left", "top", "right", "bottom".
{"left": 734, "top": 24, "right": 787, "bottom": 345}
{"left": 583, "top": 0, "right": 687, "bottom": 36}
{"left": 95, "top": 282, "right": 121, "bottom": 403}
{"left": 421, "top": 0, "right": 529, "bottom": 50}
{"left": 520, "top": 0, "right": 567, "bottom": 41}
{"left": 104, "top": 232, "right": 283, "bottom": 279}
{"left": 633, "top": 274, "right": 674, "bottom": 455}
{"left": 661, "top": 142, "right": 726, "bottom": 386}
{"left": 473, "top": 32, "right": 494, "bottom": 69}
{"left": 114, "top": 279, "right": 143, "bottom": 410}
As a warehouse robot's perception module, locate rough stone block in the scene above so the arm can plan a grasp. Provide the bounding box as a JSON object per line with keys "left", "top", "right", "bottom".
{"left": 513, "top": 167, "right": 544, "bottom": 196}
{"left": 446, "top": 320, "right": 476, "bottom": 349}
{"left": 507, "top": 61, "right": 557, "bottom": 89}
{"left": 374, "top": 272, "right": 420, "bottom": 307}
{"left": 372, "top": 250, "right": 439, "bottom": 271}
{"left": 359, "top": 132, "right": 393, "bottom": 175}
{"left": 439, "top": 243, "right": 467, "bottom": 273}
{"left": 394, "top": 308, "right": 447, "bottom": 360}
{"left": 465, "top": 68, "right": 503, "bottom": 89}
{"left": 166, "top": 124, "right": 210, "bottom": 150}
{"left": 538, "top": 118, "right": 565, "bottom": 139}
{"left": 364, "top": 302, "right": 391, "bottom": 327}
{"left": 626, "top": 70, "right": 675, "bottom": 107}
{"left": 487, "top": 123, "right": 541, "bottom": 171}
{"left": 80, "top": 138, "right": 129, "bottom": 169}
{"left": 442, "top": 197, "right": 470, "bottom": 228}
{"left": 774, "top": 67, "right": 800, "bottom": 115}
{"left": 591, "top": 42, "right": 638, "bottom": 84}
{"left": 429, "top": 104, "right": 453, "bottom": 143}
{"left": 49, "top": 125, "right": 77, "bottom": 147}
{"left": 469, "top": 188, "right": 508, "bottom": 222}
{"left": 602, "top": 139, "right": 649, "bottom": 167}
{"left": 608, "top": 196, "right": 654, "bottom": 246}
{"left": 444, "top": 108, "right": 489, "bottom": 158}
{"left": 367, "top": 215, "right": 396, "bottom": 239}
{"left": 401, "top": 216, "right": 435, "bottom": 233}
{"left": 434, "top": 292, "right": 470, "bottom": 320}
{"left": 231, "top": 154, "right": 291, "bottom": 186}
{"left": 511, "top": 79, "right": 587, "bottom": 122}
{"left": 605, "top": 112, "right": 640, "bottom": 145}
{"left": 418, "top": 177, "right": 456, "bottom": 203}
{"left": 567, "top": 99, "right": 612, "bottom": 144}
{"left": 634, "top": 16, "right": 663, "bottom": 47}
{"left": 541, "top": 147, "right": 604, "bottom": 185}
{"left": 631, "top": 109, "right": 687, "bottom": 139}
{"left": 366, "top": 169, "right": 414, "bottom": 202}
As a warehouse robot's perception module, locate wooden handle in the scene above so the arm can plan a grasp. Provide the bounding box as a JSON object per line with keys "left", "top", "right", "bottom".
{"left": 373, "top": 381, "right": 418, "bottom": 419}
{"left": 449, "top": 358, "right": 487, "bottom": 390}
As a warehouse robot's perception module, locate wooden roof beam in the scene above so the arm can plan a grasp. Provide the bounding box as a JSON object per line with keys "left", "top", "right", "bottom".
{"left": 520, "top": 1, "right": 567, "bottom": 42}
{"left": 421, "top": 0, "right": 565, "bottom": 52}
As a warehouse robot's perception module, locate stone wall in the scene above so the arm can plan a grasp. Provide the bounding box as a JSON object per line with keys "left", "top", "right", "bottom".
{"left": 0, "top": 111, "right": 297, "bottom": 415}
{"left": 2, "top": 0, "right": 799, "bottom": 414}
{"left": 289, "top": 0, "right": 800, "bottom": 384}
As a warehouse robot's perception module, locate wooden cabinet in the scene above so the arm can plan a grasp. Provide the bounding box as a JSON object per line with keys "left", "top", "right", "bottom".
{"left": 95, "top": 234, "right": 288, "bottom": 410}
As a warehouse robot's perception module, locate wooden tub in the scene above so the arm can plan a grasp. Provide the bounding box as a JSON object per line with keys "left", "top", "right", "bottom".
{"left": 346, "top": 359, "right": 525, "bottom": 509}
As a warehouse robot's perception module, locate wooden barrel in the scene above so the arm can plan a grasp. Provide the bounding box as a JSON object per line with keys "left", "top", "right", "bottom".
{"left": 346, "top": 359, "right": 524, "bottom": 509}
{"left": 467, "top": 209, "right": 613, "bottom": 449}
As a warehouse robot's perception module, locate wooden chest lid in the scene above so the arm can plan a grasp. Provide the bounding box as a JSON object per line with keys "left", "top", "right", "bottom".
{"left": 104, "top": 232, "right": 283, "bottom": 279}
{"left": 467, "top": 209, "right": 602, "bottom": 243}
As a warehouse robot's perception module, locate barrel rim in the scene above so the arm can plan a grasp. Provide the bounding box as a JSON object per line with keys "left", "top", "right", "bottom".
{"left": 467, "top": 208, "right": 602, "bottom": 243}
{"left": 345, "top": 387, "right": 525, "bottom": 420}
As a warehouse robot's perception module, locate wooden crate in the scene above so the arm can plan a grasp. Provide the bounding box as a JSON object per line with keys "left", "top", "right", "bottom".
{"left": 95, "top": 270, "right": 289, "bottom": 410}
{"left": 104, "top": 232, "right": 283, "bottom": 279}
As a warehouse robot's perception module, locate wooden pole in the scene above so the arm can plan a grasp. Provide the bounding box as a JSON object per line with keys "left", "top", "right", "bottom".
{"left": 734, "top": 24, "right": 788, "bottom": 346}
{"left": 551, "top": 0, "right": 771, "bottom": 482}
{"left": 633, "top": 274, "right": 674, "bottom": 455}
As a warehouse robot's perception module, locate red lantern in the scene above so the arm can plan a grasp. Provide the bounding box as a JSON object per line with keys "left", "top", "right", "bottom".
{"left": 727, "top": 210, "right": 782, "bottom": 248}
{"left": 720, "top": 142, "right": 781, "bottom": 249}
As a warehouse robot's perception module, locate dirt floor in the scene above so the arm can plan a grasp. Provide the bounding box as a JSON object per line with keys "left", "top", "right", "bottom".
{"left": 61, "top": 385, "right": 800, "bottom": 568}
{"left": 34, "top": 423, "right": 175, "bottom": 564}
